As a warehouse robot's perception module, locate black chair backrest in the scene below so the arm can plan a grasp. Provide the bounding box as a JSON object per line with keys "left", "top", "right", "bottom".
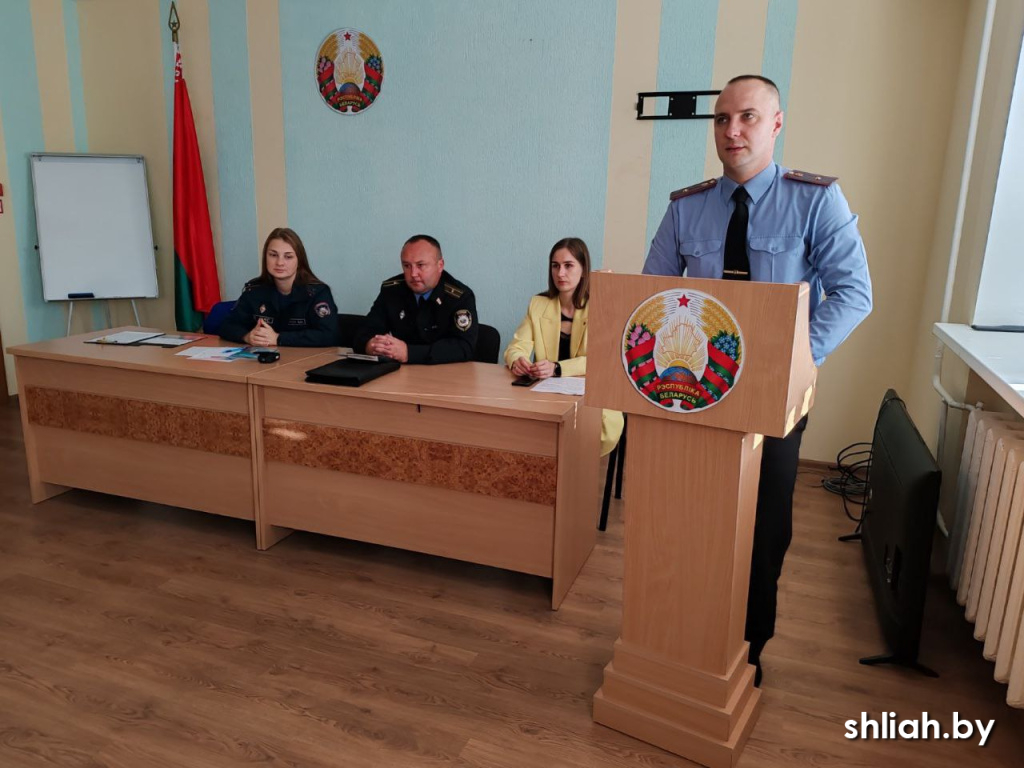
{"left": 474, "top": 323, "right": 501, "bottom": 364}
{"left": 338, "top": 313, "right": 365, "bottom": 348}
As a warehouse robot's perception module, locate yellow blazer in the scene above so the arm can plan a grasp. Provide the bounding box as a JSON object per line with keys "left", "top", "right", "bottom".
{"left": 504, "top": 295, "right": 624, "bottom": 456}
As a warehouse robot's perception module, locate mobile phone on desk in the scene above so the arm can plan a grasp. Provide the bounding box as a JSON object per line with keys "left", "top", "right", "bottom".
{"left": 250, "top": 347, "right": 280, "bottom": 364}
{"left": 511, "top": 375, "right": 536, "bottom": 387}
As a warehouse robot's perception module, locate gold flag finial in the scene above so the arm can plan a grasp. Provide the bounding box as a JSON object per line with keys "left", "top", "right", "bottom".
{"left": 168, "top": 1, "right": 180, "bottom": 43}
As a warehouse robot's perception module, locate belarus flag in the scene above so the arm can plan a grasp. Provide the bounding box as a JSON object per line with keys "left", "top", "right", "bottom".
{"left": 172, "top": 43, "right": 220, "bottom": 331}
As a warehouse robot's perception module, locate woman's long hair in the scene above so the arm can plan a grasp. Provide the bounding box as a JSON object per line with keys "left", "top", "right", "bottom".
{"left": 258, "top": 227, "right": 322, "bottom": 286}
{"left": 542, "top": 237, "right": 590, "bottom": 310}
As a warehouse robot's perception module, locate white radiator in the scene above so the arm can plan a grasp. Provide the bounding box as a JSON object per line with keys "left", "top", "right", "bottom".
{"left": 949, "top": 410, "right": 1024, "bottom": 706}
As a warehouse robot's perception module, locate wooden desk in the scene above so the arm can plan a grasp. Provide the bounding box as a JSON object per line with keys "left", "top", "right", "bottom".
{"left": 249, "top": 353, "right": 601, "bottom": 608}
{"left": 9, "top": 328, "right": 325, "bottom": 522}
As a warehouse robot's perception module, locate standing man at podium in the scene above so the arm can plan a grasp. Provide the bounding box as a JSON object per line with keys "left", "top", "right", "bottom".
{"left": 642, "top": 74, "right": 872, "bottom": 685}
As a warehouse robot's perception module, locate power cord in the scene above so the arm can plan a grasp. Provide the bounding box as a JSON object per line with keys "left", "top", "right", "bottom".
{"left": 822, "top": 441, "right": 871, "bottom": 529}
{"left": 828, "top": 392, "right": 907, "bottom": 536}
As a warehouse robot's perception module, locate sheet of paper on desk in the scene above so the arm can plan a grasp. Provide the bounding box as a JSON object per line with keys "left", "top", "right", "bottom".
{"left": 176, "top": 346, "right": 243, "bottom": 361}
{"left": 531, "top": 377, "right": 585, "bottom": 396}
{"left": 137, "top": 334, "right": 203, "bottom": 347}
{"left": 86, "top": 331, "right": 163, "bottom": 345}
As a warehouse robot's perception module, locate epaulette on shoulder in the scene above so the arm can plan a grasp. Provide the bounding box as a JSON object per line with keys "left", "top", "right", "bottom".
{"left": 381, "top": 277, "right": 403, "bottom": 288}
{"left": 670, "top": 179, "right": 717, "bottom": 201}
{"left": 243, "top": 278, "right": 262, "bottom": 291}
{"left": 443, "top": 282, "right": 464, "bottom": 299}
{"left": 784, "top": 170, "right": 837, "bottom": 187}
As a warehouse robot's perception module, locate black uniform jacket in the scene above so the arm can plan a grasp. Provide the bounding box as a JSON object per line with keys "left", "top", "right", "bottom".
{"left": 353, "top": 271, "right": 478, "bottom": 364}
{"left": 219, "top": 279, "right": 338, "bottom": 347}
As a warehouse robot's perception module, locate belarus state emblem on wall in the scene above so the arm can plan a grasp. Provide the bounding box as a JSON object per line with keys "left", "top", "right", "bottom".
{"left": 622, "top": 289, "right": 744, "bottom": 412}
{"left": 315, "top": 29, "right": 384, "bottom": 114}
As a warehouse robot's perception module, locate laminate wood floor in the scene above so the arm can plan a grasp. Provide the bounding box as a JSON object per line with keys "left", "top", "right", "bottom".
{"left": 2, "top": 395, "right": 1023, "bottom": 767}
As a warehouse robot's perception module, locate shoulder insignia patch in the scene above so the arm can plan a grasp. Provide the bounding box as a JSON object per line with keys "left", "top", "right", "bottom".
{"left": 784, "top": 170, "right": 837, "bottom": 187}
{"left": 443, "top": 283, "right": 464, "bottom": 299}
{"left": 382, "top": 278, "right": 403, "bottom": 288}
{"left": 243, "top": 278, "right": 261, "bottom": 291}
{"left": 670, "top": 179, "right": 717, "bottom": 201}
{"left": 454, "top": 309, "right": 473, "bottom": 331}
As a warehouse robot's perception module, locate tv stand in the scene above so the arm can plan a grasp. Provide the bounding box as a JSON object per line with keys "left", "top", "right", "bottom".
{"left": 859, "top": 653, "right": 939, "bottom": 678}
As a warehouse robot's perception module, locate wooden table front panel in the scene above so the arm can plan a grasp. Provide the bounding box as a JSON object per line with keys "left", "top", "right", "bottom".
{"left": 17, "top": 357, "right": 254, "bottom": 520}
{"left": 258, "top": 387, "right": 562, "bottom": 577}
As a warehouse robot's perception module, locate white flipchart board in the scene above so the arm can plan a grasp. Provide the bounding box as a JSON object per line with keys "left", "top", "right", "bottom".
{"left": 31, "top": 153, "right": 159, "bottom": 301}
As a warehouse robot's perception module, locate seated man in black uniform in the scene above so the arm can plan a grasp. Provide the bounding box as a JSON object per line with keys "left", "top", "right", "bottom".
{"left": 219, "top": 227, "right": 338, "bottom": 347}
{"left": 354, "top": 234, "right": 478, "bottom": 364}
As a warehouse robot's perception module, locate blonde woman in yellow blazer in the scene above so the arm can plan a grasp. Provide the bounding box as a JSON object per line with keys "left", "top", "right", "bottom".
{"left": 504, "top": 237, "right": 624, "bottom": 456}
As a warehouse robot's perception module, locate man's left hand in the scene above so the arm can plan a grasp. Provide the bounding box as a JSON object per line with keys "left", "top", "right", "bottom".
{"left": 378, "top": 334, "right": 408, "bottom": 363}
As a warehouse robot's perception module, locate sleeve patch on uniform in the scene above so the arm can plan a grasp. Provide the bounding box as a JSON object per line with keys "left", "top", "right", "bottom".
{"left": 784, "top": 170, "right": 837, "bottom": 186}
{"left": 669, "top": 179, "right": 717, "bottom": 201}
{"left": 444, "top": 283, "right": 464, "bottom": 299}
{"left": 315, "top": 301, "right": 332, "bottom": 318}
{"left": 454, "top": 309, "right": 473, "bottom": 331}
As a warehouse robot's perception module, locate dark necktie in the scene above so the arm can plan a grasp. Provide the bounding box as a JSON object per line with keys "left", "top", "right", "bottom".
{"left": 723, "top": 186, "right": 750, "bottom": 281}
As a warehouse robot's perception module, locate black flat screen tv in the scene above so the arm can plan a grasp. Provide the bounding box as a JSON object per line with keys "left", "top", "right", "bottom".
{"left": 859, "top": 389, "right": 942, "bottom": 672}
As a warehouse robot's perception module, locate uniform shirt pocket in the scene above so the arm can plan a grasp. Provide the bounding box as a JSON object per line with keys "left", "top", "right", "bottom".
{"left": 747, "top": 236, "right": 805, "bottom": 282}
{"left": 680, "top": 239, "right": 722, "bottom": 278}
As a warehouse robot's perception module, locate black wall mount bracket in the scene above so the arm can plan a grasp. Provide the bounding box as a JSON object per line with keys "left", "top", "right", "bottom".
{"left": 636, "top": 90, "right": 721, "bottom": 120}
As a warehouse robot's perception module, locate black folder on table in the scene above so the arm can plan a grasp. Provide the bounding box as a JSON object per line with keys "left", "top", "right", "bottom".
{"left": 304, "top": 357, "right": 400, "bottom": 387}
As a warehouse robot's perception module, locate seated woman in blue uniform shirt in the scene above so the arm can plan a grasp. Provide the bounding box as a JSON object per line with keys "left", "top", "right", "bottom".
{"left": 503, "top": 237, "right": 624, "bottom": 456}
{"left": 219, "top": 228, "right": 338, "bottom": 347}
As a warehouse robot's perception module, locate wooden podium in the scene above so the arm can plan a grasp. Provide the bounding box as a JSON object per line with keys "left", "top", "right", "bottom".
{"left": 584, "top": 274, "right": 816, "bottom": 767}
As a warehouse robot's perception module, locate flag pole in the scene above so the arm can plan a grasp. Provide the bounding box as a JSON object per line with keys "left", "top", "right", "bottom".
{"left": 169, "top": 0, "right": 222, "bottom": 332}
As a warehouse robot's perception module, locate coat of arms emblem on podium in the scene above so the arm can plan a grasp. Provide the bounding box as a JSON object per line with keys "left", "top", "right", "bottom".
{"left": 315, "top": 29, "right": 384, "bottom": 114}
{"left": 622, "top": 289, "right": 744, "bottom": 411}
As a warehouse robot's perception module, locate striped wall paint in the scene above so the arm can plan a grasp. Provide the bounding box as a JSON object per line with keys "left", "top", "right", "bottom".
{"left": 56, "top": 0, "right": 105, "bottom": 328}
{"left": 601, "top": 0, "right": 662, "bottom": 273}
{"left": 0, "top": 0, "right": 59, "bottom": 342}
{"left": 33, "top": 0, "right": 76, "bottom": 153}
{"left": 246, "top": 0, "right": 288, "bottom": 239}
{"left": 62, "top": 0, "right": 89, "bottom": 153}
{"left": 0, "top": 107, "right": 29, "bottom": 396}
{"left": 703, "top": 0, "right": 769, "bottom": 181}
{"left": 763, "top": 0, "right": 799, "bottom": 162}
{"left": 645, "top": 0, "right": 719, "bottom": 249}
{"left": 161, "top": 0, "right": 175, "bottom": 162}
{"left": 208, "top": 0, "right": 258, "bottom": 297}
{"left": 77, "top": 0, "right": 175, "bottom": 332}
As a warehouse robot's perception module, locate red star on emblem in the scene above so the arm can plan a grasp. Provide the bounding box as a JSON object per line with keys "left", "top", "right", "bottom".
{"left": 678, "top": 294, "right": 690, "bottom": 307}
{"left": 343, "top": 32, "right": 352, "bottom": 40}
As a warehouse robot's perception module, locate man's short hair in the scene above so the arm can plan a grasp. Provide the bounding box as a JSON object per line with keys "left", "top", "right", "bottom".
{"left": 725, "top": 74, "right": 781, "bottom": 107}
{"left": 403, "top": 234, "right": 443, "bottom": 259}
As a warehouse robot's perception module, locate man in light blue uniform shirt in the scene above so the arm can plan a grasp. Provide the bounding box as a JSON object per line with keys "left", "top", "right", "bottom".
{"left": 643, "top": 75, "right": 872, "bottom": 686}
